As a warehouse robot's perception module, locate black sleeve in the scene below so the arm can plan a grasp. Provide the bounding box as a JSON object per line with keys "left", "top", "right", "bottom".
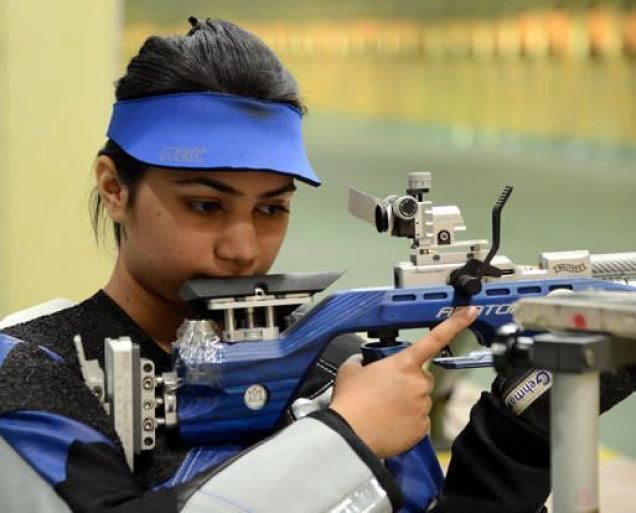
{"left": 430, "top": 392, "right": 550, "bottom": 513}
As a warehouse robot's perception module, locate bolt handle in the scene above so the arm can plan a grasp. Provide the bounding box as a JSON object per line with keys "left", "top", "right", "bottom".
{"left": 483, "top": 185, "right": 514, "bottom": 272}
{"left": 449, "top": 258, "right": 506, "bottom": 296}
{"left": 449, "top": 185, "right": 513, "bottom": 297}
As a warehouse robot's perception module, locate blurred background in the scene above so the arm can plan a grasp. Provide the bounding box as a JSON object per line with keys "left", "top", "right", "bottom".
{"left": 0, "top": 0, "right": 634, "bottom": 461}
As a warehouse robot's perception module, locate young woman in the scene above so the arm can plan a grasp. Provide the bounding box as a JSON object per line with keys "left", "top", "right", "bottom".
{"left": 0, "top": 17, "right": 564, "bottom": 513}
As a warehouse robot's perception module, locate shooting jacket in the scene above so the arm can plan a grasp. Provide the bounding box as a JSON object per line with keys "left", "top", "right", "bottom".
{"left": 0, "top": 290, "right": 551, "bottom": 513}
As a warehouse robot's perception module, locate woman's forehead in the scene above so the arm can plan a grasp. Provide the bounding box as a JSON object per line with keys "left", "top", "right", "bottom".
{"left": 147, "top": 167, "right": 296, "bottom": 196}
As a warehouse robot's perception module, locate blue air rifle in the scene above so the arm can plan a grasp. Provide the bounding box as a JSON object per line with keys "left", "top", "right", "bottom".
{"left": 77, "top": 172, "right": 636, "bottom": 469}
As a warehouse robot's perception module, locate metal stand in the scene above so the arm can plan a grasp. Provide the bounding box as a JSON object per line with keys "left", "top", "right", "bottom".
{"left": 528, "top": 331, "right": 636, "bottom": 513}
{"left": 526, "top": 332, "right": 613, "bottom": 513}
{"left": 551, "top": 371, "right": 599, "bottom": 513}
{"left": 495, "top": 322, "right": 636, "bottom": 513}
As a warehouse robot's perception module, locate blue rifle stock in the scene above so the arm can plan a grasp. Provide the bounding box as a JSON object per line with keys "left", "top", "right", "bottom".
{"left": 173, "top": 173, "right": 636, "bottom": 444}
{"left": 174, "top": 274, "right": 635, "bottom": 445}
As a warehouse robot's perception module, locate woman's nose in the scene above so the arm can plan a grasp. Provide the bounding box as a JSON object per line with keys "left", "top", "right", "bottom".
{"left": 214, "top": 220, "right": 259, "bottom": 269}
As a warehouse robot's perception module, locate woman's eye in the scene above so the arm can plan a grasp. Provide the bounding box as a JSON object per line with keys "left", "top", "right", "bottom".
{"left": 256, "top": 204, "right": 290, "bottom": 216}
{"left": 190, "top": 200, "right": 222, "bottom": 214}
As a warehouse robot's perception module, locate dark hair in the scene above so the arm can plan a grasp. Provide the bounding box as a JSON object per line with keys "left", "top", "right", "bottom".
{"left": 92, "top": 17, "right": 306, "bottom": 245}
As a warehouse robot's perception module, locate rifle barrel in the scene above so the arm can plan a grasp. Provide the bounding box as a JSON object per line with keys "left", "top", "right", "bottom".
{"left": 591, "top": 252, "right": 636, "bottom": 282}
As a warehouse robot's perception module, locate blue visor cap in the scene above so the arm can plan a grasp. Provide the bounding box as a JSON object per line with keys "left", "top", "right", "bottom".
{"left": 106, "top": 92, "right": 320, "bottom": 186}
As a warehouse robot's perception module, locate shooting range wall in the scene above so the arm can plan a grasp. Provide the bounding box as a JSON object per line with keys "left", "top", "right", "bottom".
{"left": 0, "top": 1, "right": 121, "bottom": 315}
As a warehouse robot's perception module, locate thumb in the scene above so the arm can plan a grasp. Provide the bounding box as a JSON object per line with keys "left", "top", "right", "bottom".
{"left": 403, "top": 306, "right": 479, "bottom": 364}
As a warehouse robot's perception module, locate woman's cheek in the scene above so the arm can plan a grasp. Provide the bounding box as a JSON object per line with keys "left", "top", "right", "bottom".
{"left": 258, "top": 238, "right": 286, "bottom": 270}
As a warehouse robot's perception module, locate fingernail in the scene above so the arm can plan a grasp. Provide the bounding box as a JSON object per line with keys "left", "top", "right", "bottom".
{"left": 458, "top": 306, "right": 479, "bottom": 320}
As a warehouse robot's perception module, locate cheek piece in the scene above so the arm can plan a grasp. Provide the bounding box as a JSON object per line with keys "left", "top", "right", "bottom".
{"left": 106, "top": 91, "right": 321, "bottom": 186}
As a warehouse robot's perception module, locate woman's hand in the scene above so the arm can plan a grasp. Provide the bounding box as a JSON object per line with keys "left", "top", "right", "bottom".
{"left": 330, "top": 307, "right": 478, "bottom": 458}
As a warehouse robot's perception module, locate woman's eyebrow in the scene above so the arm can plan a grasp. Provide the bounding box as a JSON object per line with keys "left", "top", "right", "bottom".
{"left": 174, "top": 177, "right": 241, "bottom": 195}
{"left": 259, "top": 182, "right": 297, "bottom": 198}
{"left": 174, "top": 177, "right": 296, "bottom": 198}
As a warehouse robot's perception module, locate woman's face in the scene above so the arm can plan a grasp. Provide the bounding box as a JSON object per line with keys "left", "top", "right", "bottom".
{"left": 118, "top": 168, "right": 295, "bottom": 305}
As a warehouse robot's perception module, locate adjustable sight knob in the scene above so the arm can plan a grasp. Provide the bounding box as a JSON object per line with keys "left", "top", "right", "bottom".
{"left": 392, "top": 196, "right": 418, "bottom": 221}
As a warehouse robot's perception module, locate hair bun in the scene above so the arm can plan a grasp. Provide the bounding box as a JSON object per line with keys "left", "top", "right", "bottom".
{"left": 188, "top": 16, "right": 203, "bottom": 34}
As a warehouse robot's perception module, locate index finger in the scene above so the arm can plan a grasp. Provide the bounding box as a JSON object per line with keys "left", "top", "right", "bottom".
{"left": 400, "top": 306, "right": 479, "bottom": 365}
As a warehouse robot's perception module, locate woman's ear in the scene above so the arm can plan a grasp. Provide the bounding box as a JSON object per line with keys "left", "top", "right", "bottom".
{"left": 95, "top": 155, "right": 129, "bottom": 223}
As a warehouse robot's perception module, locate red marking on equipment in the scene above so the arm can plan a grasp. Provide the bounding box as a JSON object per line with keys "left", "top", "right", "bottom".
{"left": 572, "top": 313, "right": 587, "bottom": 330}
